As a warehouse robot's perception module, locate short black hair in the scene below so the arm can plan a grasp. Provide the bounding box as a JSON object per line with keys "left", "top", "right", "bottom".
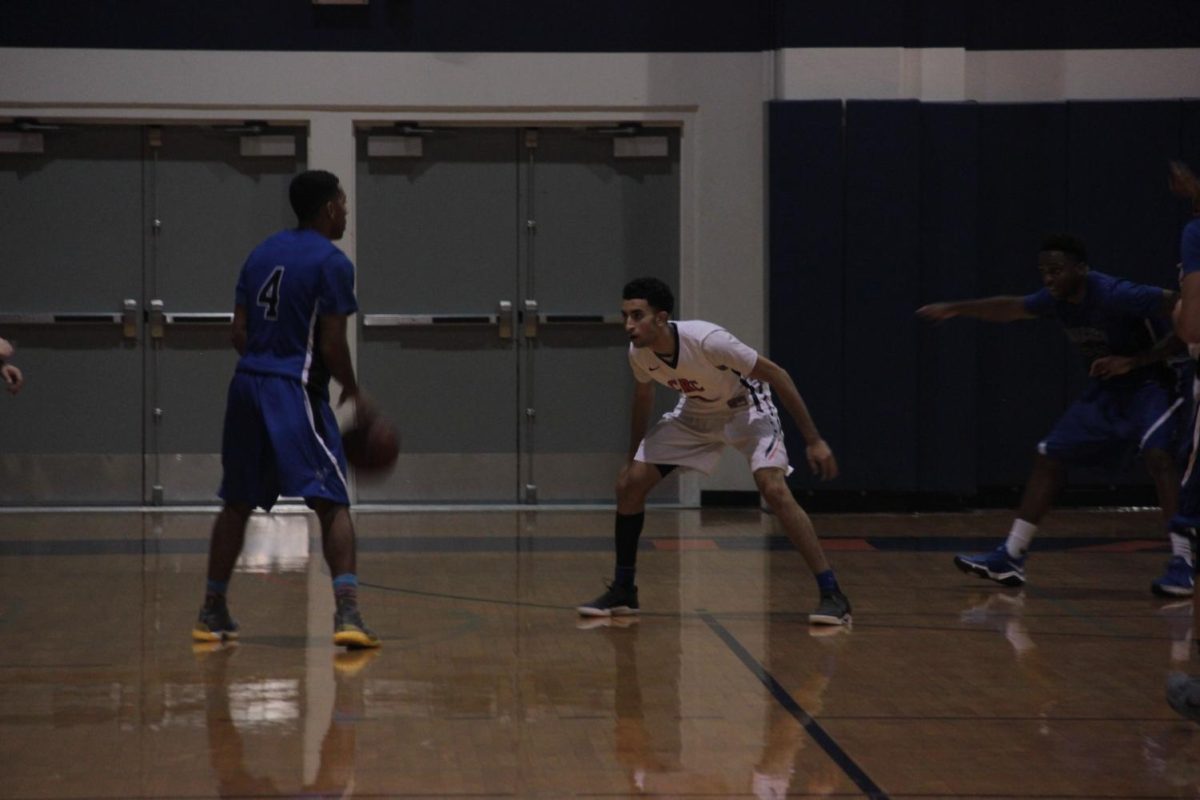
{"left": 1039, "top": 233, "right": 1088, "bottom": 264}
{"left": 289, "top": 170, "right": 341, "bottom": 224}
{"left": 623, "top": 277, "right": 675, "bottom": 315}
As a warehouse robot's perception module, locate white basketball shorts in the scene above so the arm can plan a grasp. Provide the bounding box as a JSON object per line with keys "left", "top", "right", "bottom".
{"left": 634, "top": 403, "right": 793, "bottom": 476}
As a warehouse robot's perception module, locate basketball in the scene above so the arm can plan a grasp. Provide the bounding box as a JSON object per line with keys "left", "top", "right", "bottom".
{"left": 342, "top": 416, "right": 400, "bottom": 474}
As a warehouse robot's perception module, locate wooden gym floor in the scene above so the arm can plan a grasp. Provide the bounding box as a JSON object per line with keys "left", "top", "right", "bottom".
{"left": 0, "top": 506, "right": 1197, "bottom": 799}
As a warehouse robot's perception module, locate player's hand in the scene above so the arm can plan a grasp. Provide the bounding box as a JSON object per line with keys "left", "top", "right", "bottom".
{"left": 1088, "top": 355, "right": 1136, "bottom": 379}
{"left": 1, "top": 364, "right": 23, "bottom": 395}
{"left": 916, "top": 303, "right": 958, "bottom": 322}
{"left": 806, "top": 439, "right": 838, "bottom": 480}
{"left": 0, "top": 337, "right": 13, "bottom": 361}
{"left": 349, "top": 391, "right": 378, "bottom": 427}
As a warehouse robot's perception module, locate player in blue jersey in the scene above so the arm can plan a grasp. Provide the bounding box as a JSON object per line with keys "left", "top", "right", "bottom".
{"left": 918, "top": 233, "right": 1187, "bottom": 595}
{"left": 1165, "top": 160, "right": 1200, "bottom": 723}
{"left": 193, "top": 170, "right": 380, "bottom": 649}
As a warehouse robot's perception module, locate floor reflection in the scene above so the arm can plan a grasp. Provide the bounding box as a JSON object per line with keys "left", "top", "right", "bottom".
{"left": 237, "top": 513, "right": 310, "bottom": 574}
{"left": 583, "top": 614, "right": 737, "bottom": 795}
{"left": 194, "top": 641, "right": 372, "bottom": 798}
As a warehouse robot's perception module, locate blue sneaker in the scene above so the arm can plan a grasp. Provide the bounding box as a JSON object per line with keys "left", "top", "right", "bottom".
{"left": 954, "top": 545, "right": 1026, "bottom": 587}
{"left": 1151, "top": 556, "right": 1195, "bottom": 598}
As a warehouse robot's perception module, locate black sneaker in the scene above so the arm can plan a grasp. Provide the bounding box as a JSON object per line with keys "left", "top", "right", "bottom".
{"left": 193, "top": 596, "right": 239, "bottom": 642}
{"left": 808, "top": 589, "right": 851, "bottom": 626}
{"left": 333, "top": 605, "right": 381, "bottom": 649}
{"left": 576, "top": 582, "right": 639, "bottom": 617}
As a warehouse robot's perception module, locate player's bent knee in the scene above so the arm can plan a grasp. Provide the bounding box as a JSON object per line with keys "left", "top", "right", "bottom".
{"left": 616, "top": 463, "right": 657, "bottom": 502}
{"left": 754, "top": 471, "right": 792, "bottom": 508}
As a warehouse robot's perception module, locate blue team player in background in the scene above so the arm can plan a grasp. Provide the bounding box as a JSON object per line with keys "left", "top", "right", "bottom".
{"left": 1166, "top": 159, "right": 1200, "bottom": 723}
{"left": 193, "top": 169, "right": 380, "bottom": 649}
{"left": 918, "top": 233, "right": 1188, "bottom": 596}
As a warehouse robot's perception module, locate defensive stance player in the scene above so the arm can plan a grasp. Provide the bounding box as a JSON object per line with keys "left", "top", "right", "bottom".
{"left": 577, "top": 277, "right": 850, "bottom": 626}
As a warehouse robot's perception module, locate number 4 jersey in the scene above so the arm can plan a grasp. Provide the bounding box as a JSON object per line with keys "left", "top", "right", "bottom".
{"left": 233, "top": 228, "right": 358, "bottom": 397}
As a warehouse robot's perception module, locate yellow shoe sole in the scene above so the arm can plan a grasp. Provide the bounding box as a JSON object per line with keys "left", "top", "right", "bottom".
{"left": 192, "top": 626, "right": 238, "bottom": 643}
{"left": 333, "top": 628, "right": 381, "bottom": 649}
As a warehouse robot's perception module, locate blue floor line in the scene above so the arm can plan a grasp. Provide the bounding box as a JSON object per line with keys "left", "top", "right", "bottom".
{"left": 699, "top": 610, "right": 890, "bottom": 800}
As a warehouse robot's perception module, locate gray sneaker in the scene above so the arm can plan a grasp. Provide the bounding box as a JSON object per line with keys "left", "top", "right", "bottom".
{"left": 1167, "top": 672, "right": 1200, "bottom": 724}
{"left": 809, "top": 589, "right": 851, "bottom": 626}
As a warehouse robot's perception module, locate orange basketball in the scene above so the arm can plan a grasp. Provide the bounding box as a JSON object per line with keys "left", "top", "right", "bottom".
{"left": 342, "top": 416, "right": 400, "bottom": 474}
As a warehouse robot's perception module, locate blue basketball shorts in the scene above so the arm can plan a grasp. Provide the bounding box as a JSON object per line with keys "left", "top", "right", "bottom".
{"left": 1037, "top": 378, "right": 1181, "bottom": 465}
{"left": 218, "top": 371, "right": 350, "bottom": 511}
{"left": 1173, "top": 375, "right": 1200, "bottom": 540}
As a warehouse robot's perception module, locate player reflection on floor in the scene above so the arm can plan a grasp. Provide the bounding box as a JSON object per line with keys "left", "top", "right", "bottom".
{"left": 196, "top": 642, "right": 375, "bottom": 798}
{"left": 751, "top": 552, "right": 852, "bottom": 800}
{"left": 582, "top": 556, "right": 855, "bottom": 796}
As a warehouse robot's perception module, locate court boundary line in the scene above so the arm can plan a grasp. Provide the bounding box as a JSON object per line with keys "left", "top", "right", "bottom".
{"left": 698, "top": 610, "right": 891, "bottom": 800}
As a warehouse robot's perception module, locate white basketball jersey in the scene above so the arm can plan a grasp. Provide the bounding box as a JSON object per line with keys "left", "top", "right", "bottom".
{"left": 629, "top": 320, "right": 770, "bottom": 415}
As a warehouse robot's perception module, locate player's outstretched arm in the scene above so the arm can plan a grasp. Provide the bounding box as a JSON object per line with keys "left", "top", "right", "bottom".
{"left": 916, "top": 297, "right": 1034, "bottom": 322}
{"left": 917, "top": 297, "right": 1033, "bottom": 323}
{"left": 748, "top": 356, "right": 838, "bottom": 480}
{"left": 0, "top": 337, "right": 13, "bottom": 361}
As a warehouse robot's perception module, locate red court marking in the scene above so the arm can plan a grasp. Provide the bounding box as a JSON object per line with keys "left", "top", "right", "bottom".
{"left": 820, "top": 538, "right": 875, "bottom": 551}
{"left": 652, "top": 539, "right": 719, "bottom": 551}
{"left": 1073, "top": 539, "right": 1166, "bottom": 553}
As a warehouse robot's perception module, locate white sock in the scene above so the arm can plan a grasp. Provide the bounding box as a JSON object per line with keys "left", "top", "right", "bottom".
{"left": 1170, "top": 532, "right": 1195, "bottom": 564}
{"left": 1005, "top": 519, "right": 1037, "bottom": 558}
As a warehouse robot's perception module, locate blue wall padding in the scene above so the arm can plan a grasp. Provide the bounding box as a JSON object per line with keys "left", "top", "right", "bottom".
{"left": 767, "top": 100, "right": 846, "bottom": 485}
{"left": 841, "top": 100, "right": 923, "bottom": 490}
{"left": 770, "top": 99, "right": 1194, "bottom": 496}
{"left": 916, "top": 103, "right": 980, "bottom": 493}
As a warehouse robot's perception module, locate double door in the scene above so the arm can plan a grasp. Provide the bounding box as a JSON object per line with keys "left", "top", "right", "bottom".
{"left": 355, "top": 126, "right": 680, "bottom": 503}
{"left": 0, "top": 124, "right": 305, "bottom": 504}
{"left": 0, "top": 123, "right": 680, "bottom": 506}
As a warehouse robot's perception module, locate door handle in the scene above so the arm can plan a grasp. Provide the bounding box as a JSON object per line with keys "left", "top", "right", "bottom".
{"left": 523, "top": 299, "right": 539, "bottom": 339}
{"left": 498, "top": 300, "right": 513, "bottom": 340}
{"left": 163, "top": 312, "right": 235, "bottom": 324}
{"left": 537, "top": 313, "right": 623, "bottom": 326}
{"left": 149, "top": 299, "right": 165, "bottom": 340}
{"left": 0, "top": 311, "right": 124, "bottom": 325}
{"left": 122, "top": 299, "right": 138, "bottom": 341}
{"left": 362, "top": 313, "right": 498, "bottom": 327}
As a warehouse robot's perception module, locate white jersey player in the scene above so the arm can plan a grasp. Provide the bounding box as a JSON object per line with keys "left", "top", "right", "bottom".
{"left": 577, "top": 277, "right": 851, "bottom": 626}
{"left": 628, "top": 320, "right": 790, "bottom": 477}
